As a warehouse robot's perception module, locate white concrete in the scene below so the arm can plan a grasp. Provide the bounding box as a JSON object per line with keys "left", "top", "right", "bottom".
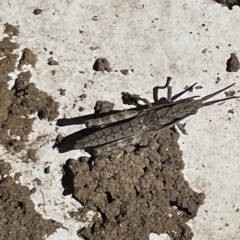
{"left": 0, "top": 0, "right": 240, "bottom": 239}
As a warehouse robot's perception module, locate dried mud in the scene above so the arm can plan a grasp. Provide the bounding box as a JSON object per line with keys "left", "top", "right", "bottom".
{"left": 215, "top": 0, "right": 240, "bottom": 9}
{"left": 226, "top": 53, "right": 240, "bottom": 72}
{"left": 0, "top": 174, "right": 62, "bottom": 240}
{"left": 93, "top": 58, "right": 111, "bottom": 72}
{"left": 0, "top": 24, "right": 59, "bottom": 152}
{"left": 63, "top": 129, "right": 205, "bottom": 240}
{"left": 0, "top": 24, "right": 61, "bottom": 239}
{"left": 0, "top": 162, "right": 62, "bottom": 240}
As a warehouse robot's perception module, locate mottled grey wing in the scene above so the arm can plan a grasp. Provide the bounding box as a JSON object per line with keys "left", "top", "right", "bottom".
{"left": 74, "top": 116, "right": 146, "bottom": 149}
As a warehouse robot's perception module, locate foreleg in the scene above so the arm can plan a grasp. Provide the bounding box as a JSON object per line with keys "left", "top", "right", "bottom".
{"left": 153, "top": 78, "right": 198, "bottom": 103}
{"left": 122, "top": 92, "right": 152, "bottom": 107}
{"left": 153, "top": 77, "right": 172, "bottom": 102}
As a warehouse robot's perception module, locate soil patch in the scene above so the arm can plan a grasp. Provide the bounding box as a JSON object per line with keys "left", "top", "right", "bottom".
{"left": 0, "top": 23, "right": 62, "bottom": 239}
{"left": 63, "top": 128, "right": 205, "bottom": 240}
{"left": 0, "top": 23, "right": 59, "bottom": 154}
{"left": 215, "top": 0, "right": 240, "bottom": 9}
{"left": 226, "top": 53, "right": 240, "bottom": 72}
{"left": 0, "top": 175, "right": 62, "bottom": 240}
{"left": 93, "top": 58, "right": 111, "bottom": 72}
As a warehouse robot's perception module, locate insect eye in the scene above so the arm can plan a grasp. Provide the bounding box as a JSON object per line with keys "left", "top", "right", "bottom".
{"left": 157, "top": 97, "right": 168, "bottom": 104}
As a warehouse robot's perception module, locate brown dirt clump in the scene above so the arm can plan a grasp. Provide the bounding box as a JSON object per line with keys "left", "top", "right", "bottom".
{"left": 0, "top": 23, "right": 59, "bottom": 153}
{"left": 4, "top": 23, "right": 19, "bottom": 37}
{"left": 0, "top": 176, "right": 62, "bottom": 240}
{"left": 226, "top": 53, "right": 240, "bottom": 72}
{"left": 18, "top": 48, "right": 37, "bottom": 70}
{"left": 0, "top": 160, "right": 12, "bottom": 179}
{"left": 0, "top": 23, "right": 62, "bottom": 240}
{"left": 63, "top": 129, "right": 205, "bottom": 240}
{"left": 93, "top": 58, "right": 111, "bottom": 72}
{"left": 215, "top": 0, "right": 240, "bottom": 9}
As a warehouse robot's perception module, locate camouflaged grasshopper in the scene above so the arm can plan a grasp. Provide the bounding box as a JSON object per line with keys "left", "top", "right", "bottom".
{"left": 74, "top": 78, "right": 238, "bottom": 156}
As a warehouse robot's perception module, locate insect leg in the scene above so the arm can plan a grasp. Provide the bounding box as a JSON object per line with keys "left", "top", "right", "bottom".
{"left": 122, "top": 76, "right": 174, "bottom": 106}
{"left": 122, "top": 92, "right": 152, "bottom": 107}
{"left": 153, "top": 77, "right": 172, "bottom": 102}
{"left": 176, "top": 122, "right": 188, "bottom": 135}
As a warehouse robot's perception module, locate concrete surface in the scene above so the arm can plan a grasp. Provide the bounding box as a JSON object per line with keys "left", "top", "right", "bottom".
{"left": 0, "top": 0, "right": 240, "bottom": 239}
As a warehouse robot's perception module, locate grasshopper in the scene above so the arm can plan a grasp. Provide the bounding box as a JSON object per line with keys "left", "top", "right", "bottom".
{"left": 74, "top": 78, "right": 238, "bottom": 156}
